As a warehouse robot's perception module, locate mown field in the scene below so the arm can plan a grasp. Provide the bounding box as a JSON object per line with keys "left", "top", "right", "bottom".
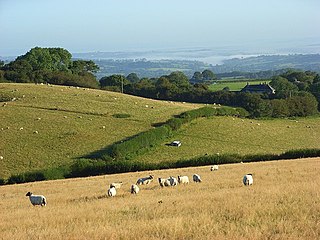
{"left": 0, "top": 158, "right": 319, "bottom": 239}
{"left": 135, "top": 116, "right": 320, "bottom": 164}
{"left": 0, "top": 83, "right": 201, "bottom": 178}
{"left": 209, "top": 80, "right": 271, "bottom": 91}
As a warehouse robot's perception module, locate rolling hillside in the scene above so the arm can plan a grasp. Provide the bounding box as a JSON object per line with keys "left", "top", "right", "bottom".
{"left": 0, "top": 83, "right": 201, "bottom": 178}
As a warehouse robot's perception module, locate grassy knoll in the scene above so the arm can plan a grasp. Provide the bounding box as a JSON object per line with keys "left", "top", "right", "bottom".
{"left": 0, "top": 83, "right": 201, "bottom": 178}
{"left": 134, "top": 116, "right": 320, "bottom": 164}
{"left": 1, "top": 158, "right": 319, "bottom": 239}
{"left": 209, "top": 80, "right": 271, "bottom": 91}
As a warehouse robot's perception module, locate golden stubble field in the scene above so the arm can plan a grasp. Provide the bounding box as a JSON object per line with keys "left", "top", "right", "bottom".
{"left": 0, "top": 158, "right": 319, "bottom": 240}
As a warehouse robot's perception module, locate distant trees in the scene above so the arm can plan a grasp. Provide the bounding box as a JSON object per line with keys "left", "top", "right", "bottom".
{"left": 191, "top": 69, "right": 217, "bottom": 82}
{"left": 1, "top": 47, "right": 99, "bottom": 87}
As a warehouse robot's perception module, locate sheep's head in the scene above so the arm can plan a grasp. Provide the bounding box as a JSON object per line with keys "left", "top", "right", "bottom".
{"left": 149, "top": 175, "right": 154, "bottom": 179}
{"left": 26, "top": 192, "right": 32, "bottom": 196}
{"left": 158, "top": 178, "right": 162, "bottom": 183}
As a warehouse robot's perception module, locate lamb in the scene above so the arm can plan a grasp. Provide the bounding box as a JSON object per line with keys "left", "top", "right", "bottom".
{"left": 211, "top": 165, "right": 219, "bottom": 171}
{"left": 107, "top": 186, "right": 116, "bottom": 197}
{"left": 26, "top": 192, "right": 47, "bottom": 206}
{"left": 193, "top": 174, "right": 202, "bottom": 183}
{"left": 110, "top": 182, "right": 123, "bottom": 189}
{"left": 177, "top": 175, "right": 189, "bottom": 184}
{"left": 136, "top": 175, "right": 154, "bottom": 185}
{"left": 243, "top": 174, "right": 253, "bottom": 186}
{"left": 131, "top": 184, "right": 140, "bottom": 194}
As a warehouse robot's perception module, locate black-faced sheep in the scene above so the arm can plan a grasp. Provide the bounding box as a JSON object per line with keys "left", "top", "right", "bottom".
{"left": 177, "top": 175, "right": 189, "bottom": 184}
{"left": 243, "top": 174, "right": 253, "bottom": 186}
{"left": 107, "top": 186, "right": 116, "bottom": 197}
{"left": 26, "top": 192, "right": 47, "bottom": 206}
{"left": 136, "top": 175, "right": 154, "bottom": 185}
{"left": 110, "top": 182, "right": 123, "bottom": 189}
{"left": 193, "top": 174, "right": 202, "bottom": 183}
{"left": 131, "top": 184, "right": 140, "bottom": 194}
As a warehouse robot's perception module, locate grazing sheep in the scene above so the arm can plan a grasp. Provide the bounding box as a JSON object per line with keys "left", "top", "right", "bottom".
{"left": 131, "top": 184, "right": 140, "bottom": 194}
{"left": 243, "top": 174, "right": 253, "bottom": 186}
{"left": 211, "top": 165, "right": 219, "bottom": 171}
{"left": 110, "top": 182, "right": 123, "bottom": 189}
{"left": 169, "top": 176, "right": 178, "bottom": 186}
{"left": 136, "top": 175, "right": 154, "bottom": 185}
{"left": 193, "top": 174, "right": 202, "bottom": 183}
{"left": 158, "top": 177, "right": 166, "bottom": 187}
{"left": 26, "top": 192, "right": 47, "bottom": 206}
{"left": 177, "top": 175, "right": 189, "bottom": 184}
{"left": 107, "top": 186, "right": 116, "bottom": 197}
{"left": 158, "top": 177, "right": 176, "bottom": 187}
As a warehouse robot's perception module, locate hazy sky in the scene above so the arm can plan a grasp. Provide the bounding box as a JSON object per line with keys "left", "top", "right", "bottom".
{"left": 0, "top": 0, "right": 319, "bottom": 56}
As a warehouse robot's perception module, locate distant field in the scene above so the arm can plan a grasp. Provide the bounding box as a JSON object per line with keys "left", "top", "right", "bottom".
{"left": 0, "top": 83, "right": 201, "bottom": 178}
{"left": 209, "top": 80, "right": 271, "bottom": 91}
{"left": 135, "top": 116, "right": 320, "bottom": 164}
{"left": 1, "top": 158, "right": 319, "bottom": 239}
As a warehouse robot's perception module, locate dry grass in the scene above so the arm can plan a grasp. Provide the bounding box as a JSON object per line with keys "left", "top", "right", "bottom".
{"left": 0, "top": 83, "right": 201, "bottom": 178}
{"left": 1, "top": 158, "right": 319, "bottom": 239}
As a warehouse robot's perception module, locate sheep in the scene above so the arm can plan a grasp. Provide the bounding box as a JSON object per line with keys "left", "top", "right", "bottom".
{"left": 131, "top": 184, "right": 140, "bottom": 194}
{"left": 169, "top": 176, "right": 178, "bottom": 186}
{"left": 158, "top": 177, "right": 176, "bottom": 187}
{"left": 193, "top": 174, "right": 202, "bottom": 183}
{"left": 26, "top": 192, "right": 47, "bottom": 206}
{"left": 158, "top": 177, "right": 166, "bottom": 187}
{"left": 177, "top": 175, "right": 189, "bottom": 184}
{"left": 136, "top": 175, "right": 154, "bottom": 185}
{"left": 243, "top": 174, "right": 253, "bottom": 186}
{"left": 110, "top": 182, "right": 123, "bottom": 189}
{"left": 210, "top": 165, "right": 219, "bottom": 171}
{"left": 107, "top": 186, "right": 116, "bottom": 197}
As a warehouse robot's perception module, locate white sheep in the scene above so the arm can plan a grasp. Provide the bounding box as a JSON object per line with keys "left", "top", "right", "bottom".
{"left": 136, "top": 175, "right": 154, "bottom": 185}
{"left": 177, "top": 175, "right": 189, "bottom": 184}
{"left": 110, "top": 182, "right": 123, "bottom": 189}
{"left": 26, "top": 192, "right": 47, "bottom": 206}
{"left": 158, "top": 177, "right": 175, "bottom": 187}
{"left": 243, "top": 174, "right": 253, "bottom": 186}
{"left": 193, "top": 174, "right": 202, "bottom": 183}
{"left": 107, "top": 186, "right": 116, "bottom": 197}
{"left": 211, "top": 165, "right": 219, "bottom": 171}
{"left": 131, "top": 184, "right": 140, "bottom": 194}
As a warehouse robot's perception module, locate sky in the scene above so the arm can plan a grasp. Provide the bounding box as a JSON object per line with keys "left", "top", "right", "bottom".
{"left": 0, "top": 0, "right": 319, "bottom": 56}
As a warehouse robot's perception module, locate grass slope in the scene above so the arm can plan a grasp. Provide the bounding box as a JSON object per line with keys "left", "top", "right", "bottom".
{"left": 1, "top": 158, "right": 319, "bottom": 239}
{"left": 134, "top": 116, "right": 320, "bottom": 164}
{"left": 0, "top": 83, "right": 201, "bottom": 178}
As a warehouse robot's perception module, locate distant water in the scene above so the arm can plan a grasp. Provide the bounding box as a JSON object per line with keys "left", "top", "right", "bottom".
{"left": 73, "top": 44, "right": 320, "bottom": 65}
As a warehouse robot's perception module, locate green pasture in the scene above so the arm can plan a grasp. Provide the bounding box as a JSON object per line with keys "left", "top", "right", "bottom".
{"left": 0, "top": 83, "right": 200, "bottom": 178}
{"left": 209, "top": 80, "right": 271, "bottom": 91}
{"left": 134, "top": 116, "right": 320, "bottom": 164}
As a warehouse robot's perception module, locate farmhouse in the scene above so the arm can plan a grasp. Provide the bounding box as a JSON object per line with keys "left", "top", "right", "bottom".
{"left": 240, "top": 83, "right": 275, "bottom": 94}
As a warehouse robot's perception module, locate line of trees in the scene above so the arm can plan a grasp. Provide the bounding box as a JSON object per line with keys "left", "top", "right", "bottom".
{"left": 1, "top": 47, "right": 319, "bottom": 118}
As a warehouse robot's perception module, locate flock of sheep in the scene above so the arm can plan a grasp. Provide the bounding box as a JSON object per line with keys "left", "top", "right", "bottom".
{"left": 25, "top": 164, "right": 254, "bottom": 206}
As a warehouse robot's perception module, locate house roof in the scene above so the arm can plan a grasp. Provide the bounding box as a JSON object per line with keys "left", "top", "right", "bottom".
{"left": 241, "top": 83, "right": 275, "bottom": 94}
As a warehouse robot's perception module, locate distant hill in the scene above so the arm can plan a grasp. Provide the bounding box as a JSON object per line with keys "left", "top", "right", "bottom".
{"left": 72, "top": 53, "right": 320, "bottom": 79}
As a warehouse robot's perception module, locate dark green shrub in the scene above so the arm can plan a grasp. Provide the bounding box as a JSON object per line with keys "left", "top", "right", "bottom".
{"left": 0, "top": 178, "right": 6, "bottom": 185}
{"left": 279, "top": 148, "right": 320, "bottom": 159}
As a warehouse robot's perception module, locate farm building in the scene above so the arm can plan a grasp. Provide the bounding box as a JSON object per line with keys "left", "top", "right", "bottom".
{"left": 240, "top": 83, "right": 275, "bottom": 94}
